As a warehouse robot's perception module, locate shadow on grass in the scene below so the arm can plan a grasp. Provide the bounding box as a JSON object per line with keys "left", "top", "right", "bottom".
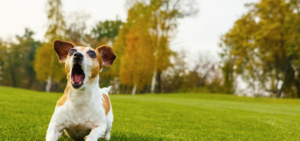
{"left": 110, "top": 131, "right": 166, "bottom": 141}
{"left": 58, "top": 132, "right": 165, "bottom": 141}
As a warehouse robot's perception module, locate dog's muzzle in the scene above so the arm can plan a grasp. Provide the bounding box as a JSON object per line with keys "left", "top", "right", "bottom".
{"left": 71, "top": 52, "right": 85, "bottom": 89}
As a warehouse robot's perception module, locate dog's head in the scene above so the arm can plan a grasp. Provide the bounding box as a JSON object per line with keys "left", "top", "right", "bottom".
{"left": 54, "top": 40, "right": 116, "bottom": 89}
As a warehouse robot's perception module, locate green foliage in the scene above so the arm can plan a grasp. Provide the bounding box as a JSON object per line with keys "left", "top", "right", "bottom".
{"left": 1, "top": 86, "right": 300, "bottom": 140}
{"left": 89, "top": 19, "right": 123, "bottom": 46}
{"left": 0, "top": 29, "right": 41, "bottom": 89}
{"left": 221, "top": 59, "right": 235, "bottom": 94}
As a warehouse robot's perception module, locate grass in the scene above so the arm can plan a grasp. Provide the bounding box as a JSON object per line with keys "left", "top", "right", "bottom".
{"left": 0, "top": 86, "right": 300, "bottom": 141}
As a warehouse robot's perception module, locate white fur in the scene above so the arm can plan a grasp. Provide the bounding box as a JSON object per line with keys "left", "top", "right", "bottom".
{"left": 102, "top": 86, "right": 112, "bottom": 94}
{"left": 46, "top": 47, "right": 113, "bottom": 141}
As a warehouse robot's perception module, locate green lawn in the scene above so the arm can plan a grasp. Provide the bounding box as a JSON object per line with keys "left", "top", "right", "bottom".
{"left": 0, "top": 86, "right": 300, "bottom": 141}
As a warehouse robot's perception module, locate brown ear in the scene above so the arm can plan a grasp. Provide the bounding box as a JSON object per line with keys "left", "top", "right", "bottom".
{"left": 96, "top": 46, "right": 116, "bottom": 67}
{"left": 53, "top": 40, "right": 75, "bottom": 63}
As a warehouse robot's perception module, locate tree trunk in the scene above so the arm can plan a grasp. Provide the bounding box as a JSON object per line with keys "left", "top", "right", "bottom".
{"left": 28, "top": 70, "right": 36, "bottom": 89}
{"left": 150, "top": 70, "right": 157, "bottom": 93}
{"left": 277, "top": 56, "right": 292, "bottom": 97}
{"left": 156, "top": 71, "right": 162, "bottom": 93}
{"left": 10, "top": 70, "right": 16, "bottom": 87}
{"left": 277, "top": 71, "right": 287, "bottom": 97}
{"left": 46, "top": 76, "right": 52, "bottom": 93}
{"left": 277, "top": 60, "right": 291, "bottom": 98}
{"left": 132, "top": 84, "right": 137, "bottom": 95}
{"left": 294, "top": 79, "right": 300, "bottom": 98}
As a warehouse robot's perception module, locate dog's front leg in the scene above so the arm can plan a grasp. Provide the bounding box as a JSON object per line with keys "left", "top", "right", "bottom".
{"left": 85, "top": 118, "right": 107, "bottom": 141}
{"left": 46, "top": 110, "right": 66, "bottom": 141}
{"left": 46, "top": 122, "right": 64, "bottom": 141}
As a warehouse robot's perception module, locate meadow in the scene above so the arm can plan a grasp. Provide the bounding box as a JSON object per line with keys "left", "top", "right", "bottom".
{"left": 0, "top": 86, "right": 300, "bottom": 141}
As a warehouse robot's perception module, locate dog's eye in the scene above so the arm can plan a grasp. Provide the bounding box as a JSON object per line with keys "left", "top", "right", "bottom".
{"left": 69, "top": 49, "right": 76, "bottom": 56}
{"left": 88, "top": 50, "right": 97, "bottom": 58}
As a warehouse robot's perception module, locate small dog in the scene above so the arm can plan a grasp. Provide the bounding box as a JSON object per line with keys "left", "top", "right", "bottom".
{"left": 46, "top": 40, "right": 116, "bottom": 141}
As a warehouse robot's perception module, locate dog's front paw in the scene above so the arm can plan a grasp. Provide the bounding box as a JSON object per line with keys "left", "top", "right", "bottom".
{"left": 84, "top": 136, "right": 97, "bottom": 141}
{"left": 85, "top": 138, "right": 96, "bottom": 141}
{"left": 103, "top": 133, "right": 111, "bottom": 140}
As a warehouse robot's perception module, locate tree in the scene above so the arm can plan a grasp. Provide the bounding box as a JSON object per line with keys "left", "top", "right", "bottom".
{"left": 144, "top": 0, "right": 198, "bottom": 93}
{"left": 15, "top": 29, "right": 41, "bottom": 89}
{"left": 0, "top": 29, "right": 41, "bottom": 89}
{"left": 220, "top": 0, "right": 300, "bottom": 98}
{"left": 34, "top": 0, "right": 66, "bottom": 92}
{"left": 161, "top": 51, "right": 188, "bottom": 93}
{"left": 114, "top": 0, "right": 198, "bottom": 94}
{"left": 161, "top": 51, "right": 224, "bottom": 93}
{"left": 0, "top": 40, "right": 17, "bottom": 87}
{"left": 118, "top": 2, "right": 155, "bottom": 95}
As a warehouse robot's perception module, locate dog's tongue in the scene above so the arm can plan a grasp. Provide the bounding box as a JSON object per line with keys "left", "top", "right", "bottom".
{"left": 73, "top": 74, "right": 83, "bottom": 83}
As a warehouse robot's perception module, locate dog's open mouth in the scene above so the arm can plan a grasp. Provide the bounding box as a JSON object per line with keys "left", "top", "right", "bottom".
{"left": 71, "top": 63, "right": 85, "bottom": 89}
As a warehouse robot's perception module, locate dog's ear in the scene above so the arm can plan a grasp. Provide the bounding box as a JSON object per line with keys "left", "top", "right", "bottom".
{"left": 96, "top": 46, "right": 116, "bottom": 67}
{"left": 54, "top": 40, "right": 75, "bottom": 63}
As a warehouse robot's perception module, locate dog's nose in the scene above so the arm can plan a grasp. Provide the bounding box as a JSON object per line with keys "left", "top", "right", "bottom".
{"left": 74, "top": 52, "right": 83, "bottom": 61}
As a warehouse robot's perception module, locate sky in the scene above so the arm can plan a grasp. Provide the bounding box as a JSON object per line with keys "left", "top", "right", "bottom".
{"left": 0, "top": 0, "right": 259, "bottom": 60}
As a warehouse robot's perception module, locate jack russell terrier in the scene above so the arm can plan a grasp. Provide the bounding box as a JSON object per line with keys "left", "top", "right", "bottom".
{"left": 46, "top": 40, "right": 116, "bottom": 141}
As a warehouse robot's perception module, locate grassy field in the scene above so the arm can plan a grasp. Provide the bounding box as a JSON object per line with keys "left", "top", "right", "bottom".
{"left": 0, "top": 86, "right": 300, "bottom": 141}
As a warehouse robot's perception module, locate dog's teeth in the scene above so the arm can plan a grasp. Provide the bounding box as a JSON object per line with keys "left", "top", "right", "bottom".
{"left": 72, "top": 81, "right": 74, "bottom": 84}
{"left": 79, "top": 82, "right": 82, "bottom": 84}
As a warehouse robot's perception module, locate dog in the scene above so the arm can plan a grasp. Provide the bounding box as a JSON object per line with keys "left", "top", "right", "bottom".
{"left": 46, "top": 40, "right": 116, "bottom": 141}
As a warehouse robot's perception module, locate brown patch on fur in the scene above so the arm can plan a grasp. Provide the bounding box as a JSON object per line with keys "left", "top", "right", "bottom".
{"left": 57, "top": 84, "right": 70, "bottom": 107}
{"left": 102, "top": 94, "right": 111, "bottom": 115}
{"left": 65, "top": 55, "right": 71, "bottom": 77}
{"left": 95, "top": 48, "right": 103, "bottom": 69}
{"left": 90, "top": 65, "right": 100, "bottom": 78}
{"left": 87, "top": 48, "right": 102, "bottom": 80}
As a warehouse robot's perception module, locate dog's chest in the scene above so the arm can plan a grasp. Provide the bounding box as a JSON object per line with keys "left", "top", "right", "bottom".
{"left": 63, "top": 106, "right": 102, "bottom": 140}
{"left": 65, "top": 101, "right": 102, "bottom": 127}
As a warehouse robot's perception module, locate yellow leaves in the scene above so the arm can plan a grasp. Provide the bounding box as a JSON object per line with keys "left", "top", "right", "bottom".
{"left": 34, "top": 43, "right": 52, "bottom": 81}
{"left": 34, "top": 43, "right": 66, "bottom": 82}
{"left": 119, "top": 26, "right": 155, "bottom": 89}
